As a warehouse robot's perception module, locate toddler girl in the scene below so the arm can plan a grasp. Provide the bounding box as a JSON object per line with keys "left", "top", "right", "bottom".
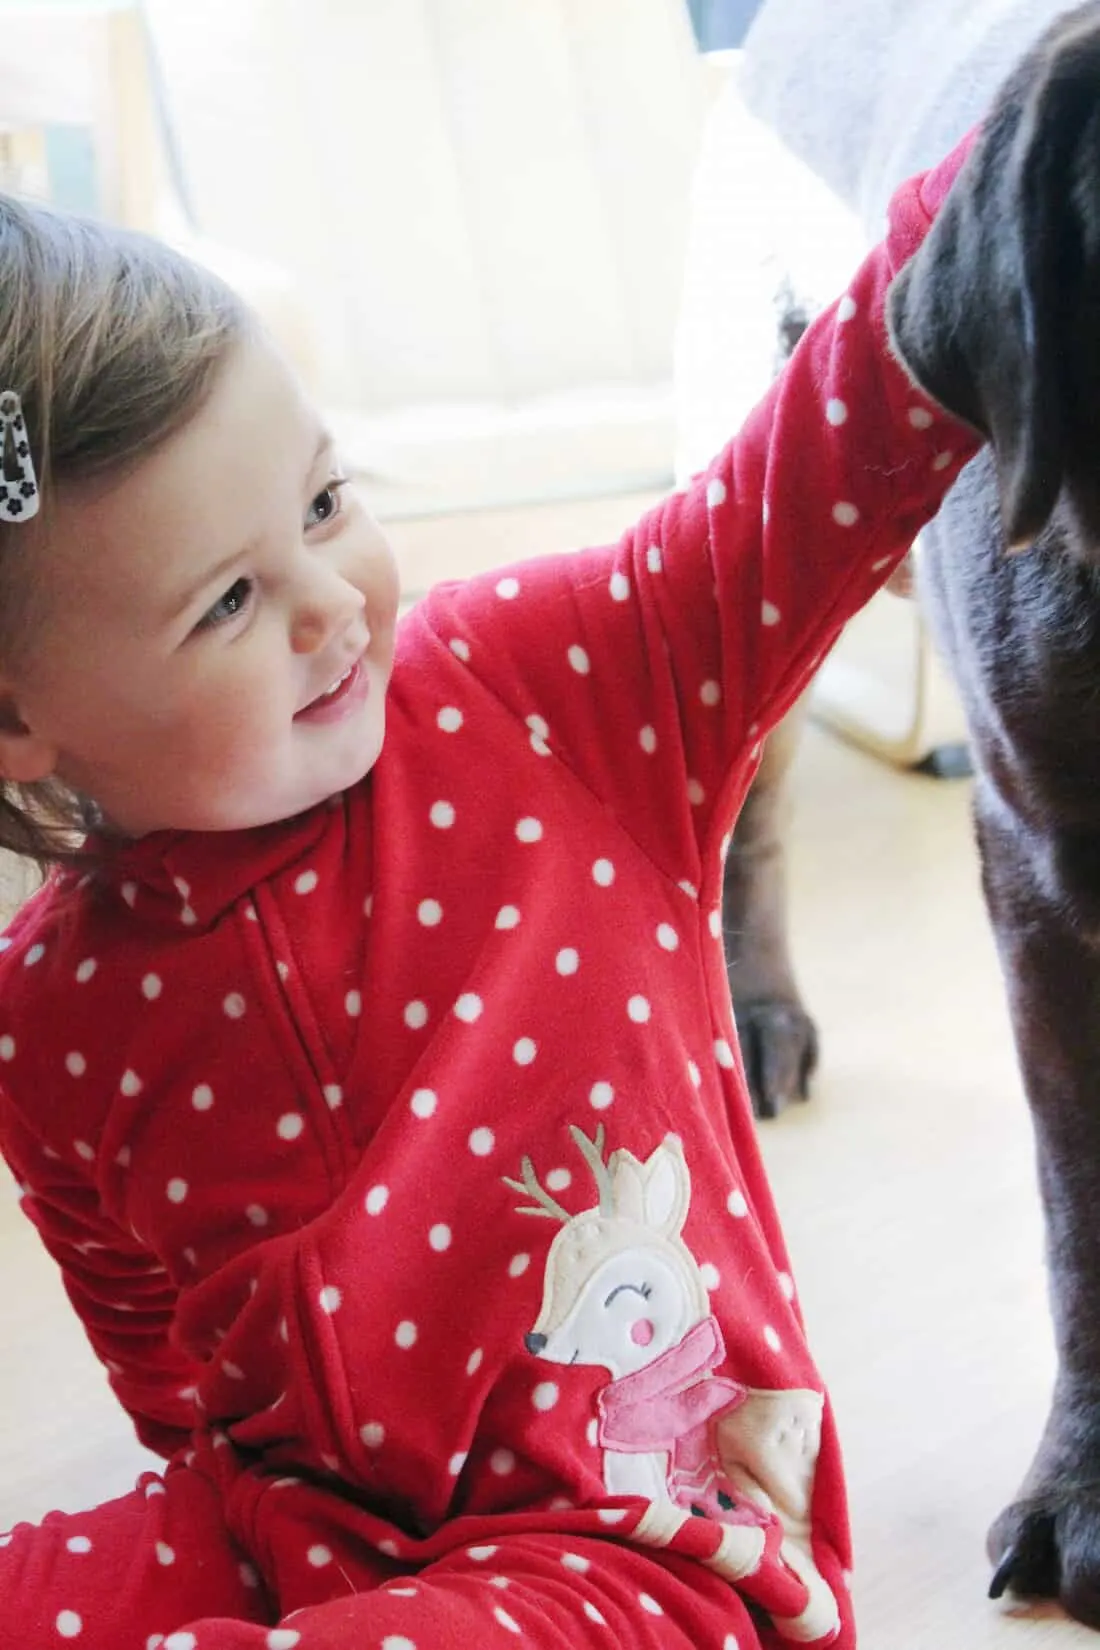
{"left": 0, "top": 124, "right": 980, "bottom": 1650}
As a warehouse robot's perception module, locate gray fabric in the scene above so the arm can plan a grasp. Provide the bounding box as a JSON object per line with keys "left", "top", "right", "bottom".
{"left": 739, "top": 0, "right": 1069, "bottom": 233}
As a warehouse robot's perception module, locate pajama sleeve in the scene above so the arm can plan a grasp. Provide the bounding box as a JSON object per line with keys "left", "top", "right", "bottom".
{"left": 410, "top": 133, "right": 982, "bottom": 888}
{"left": 1, "top": 1095, "right": 199, "bottom": 1459}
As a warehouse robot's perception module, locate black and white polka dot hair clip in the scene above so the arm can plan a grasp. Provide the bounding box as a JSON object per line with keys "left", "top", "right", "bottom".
{"left": 0, "top": 391, "right": 39, "bottom": 522}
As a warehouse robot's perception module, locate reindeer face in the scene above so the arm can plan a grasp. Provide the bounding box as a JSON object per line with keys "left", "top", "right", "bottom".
{"left": 527, "top": 1228, "right": 698, "bottom": 1377}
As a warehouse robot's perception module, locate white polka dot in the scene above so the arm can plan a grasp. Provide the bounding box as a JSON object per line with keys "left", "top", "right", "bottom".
{"left": 294, "top": 870, "right": 318, "bottom": 896}
{"left": 832, "top": 501, "right": 860, "bottom": 527}
{"left": 156, "top": 1541, "right": 175, "bottom": 1566}
{"left": 365, "top": 1184, "right": 390, "bottom": 1216}
{"left": 627, "top": 995, "right": 651, "bottom": 1024}
{"left": 496, "top": 576, "right": 520, "bottom": 600}
{"left": 469, "top": 1544, "right": 499, "bottom": 1561}
{"left": 307, "top": 1544, "right": 333, "bottom": 1568}
{"left": 66, "top": 1536, "right": 92, "bottom": 1554}
{"left": 728, "top": 1188, "right": 749, "bottom": 1218}
{"left": 360, "top": 1421, "right": 385, "bottom": 1448}
{"left": 410, "top": 1088, "right": 437, "bottom": 1119}
{"left": 837, "top": 294, "right": 857, "bottom": 322}
{"left": 516, "top": 816, "right": 545, "bottom": 846}
{"left": 762, "top": 600, "right": 781, "bottom": 627}
{"left": 826, "top": 397, "right": 849, "bottom": 426}
{"left": 450, "top": 637, "right": 470, "bottom": 662}
{"left": 223, "top": 992, "right": 246, "bottom": 1019}
{"left": 191, "top": 1084, "right": 214, "bottom": 1111}
{"left": 609, "top": 571, "right": 630, "bottom": 601}
{"left": 317, "top": 1285, "right": 342, "bottom": 1315}
{"left": 395, "top": 1320, "right": 418, "bottom": 1349}
{"left": 700, "top": 1262, "right": 720, "bottom": 1291}
{"left": 65, "top": 1052, "right": 86, "bottom": 1078}
{"left": 589, "top": 1081, "right": 614, "bottom": 1111}
{"left": 324, "top": 1084, "right": 342, "bottom": 1109}
{"left": 429, "top": 1223, "right": 451, "bottom": 1252}
{"left": 687, "top": 1059, "right": 702, "bottom": 1088}
{"left": 430, "top": 801, "right": 455, "bottom": 828}
{"left": 933, "top": 449, "right": 955, "bottom": 471}
{"left": 513, "top": 1037, "right": 537, "bottom": 1066}
{"left": 639, "top": 1594, "right": 663, "bottom": 1616}
{"left": 449, "top": 1452, "right": 468, "bottom": 1476}
{"left": 24, "top": 943, "right": 45, "bottom": 967}
{"left": 147, "top": 1635, "right": 164, "bottom": 1649}
{"left": 724, "top": 1637, "right": 741, "bottom": 1650}
{"left": 74, "top": 1140, "right": 95, "bottom": 1162}
{"left": 779, "top": 1271, "right": 796, "bottom": 1300}
{"left": 166, "top": 1178, "right": 188, "bottom": 1205}
{"left": 526, "top": 713, "right": 550, "bottom": 740}
{"left": 490, "top": 1448, "right": 516, "bottom": 1476}
{"left": 592, "top": 858, "right": 615, "bottom": 887}
{"left": 345, "top": 989, "right": 362, "bottom": 1017}
{"left": 0, "top": 1036, "right": 14, "bottom": 1061}
{"left": 586, "top": 1417, "right": 599, "bottom": 1446}
{"left": 562, "top": 1551, "right": 590, "bottom": 1572}
{"left": 383, "top": 1635, "right": 418, "bottom": 1649}
{"left": 246, "top": 1204, "right": 269, "bottom": 1227}
{"left": 656, "top": 924, "right": 678, "bottom": 952}
{"left": 908, "top": 405, "right": 934, "bottom": 429}
{"left": 469, "top": 1127, "right": 495, "bottom": 1157}
{"left": 555, "top": 947, "right": 579, "bottom": 975}
{"left": 494, "top": 1608, "right": 521, "bottom": 1635}
{"left": 56, "top": 1616, "right": 83, "bottom": 1640}
{"left": 700, "top": 679, "right": 721, "bottom": 706}
{"left": 764, "top": 1325, "right": 782, "bottom": 1352}
{"left": 120, "top": 1070, "right": 142, "bottom": 1097}
{"left": 568, "top": 645, "right": 591, "bottom": 677}
{"left": 533, "top": 1381, "right": 559, "bottom": 1411}
{"left": 584, "top": 1602, "right": 607, "bottom": 1625}
{"left": 404, "top": 1000, "right": 429, "bottom": 1029}
{"left": 75, "top": 958, "right": 97, "bottom": 984}
{"left": 496, "top": 905, "right": 521, "bottom": 930}
{"left": 508, "top": 1253, "right": 530, "bottom": 1278}
{"left": 638, "top": 724, "right": 657, "bottom": 754}
{"left": 417, "top": 898, "right": 443, "bottom": 927}
{"left": 267, "top": 1632, "right": 301, "bottom": 1650}
{"left": 142, "top": 974, "right": 162, "bottom": 1001}
{"left": 437, "top": 706, "right": 464, "bottom": 732}
{"left": 546, "top": 1168, "right": 571, "bottom": 1192}
{"left": 455, "top": 993, "right": 483, "bottom": 1023}
{"left": 687, "top": 778, "right": 706, "bottom": 806}
{"left": 646, "top": 544, "right": 663, "bottom": 573}
{"left": 597, "top": 1508, "right": 628, "bottom": 1524}
{"left": 715, "top": 1038, "right": 735, "bottom": 1069}
{"left": 707, "top": 477, "right": 727, "bottom": 507}
{"left": 164, "top": 1637, "right": 196, "bottom": 1650}
{"left": 277, "top": 1113, "right": 305, "bottom": 1141}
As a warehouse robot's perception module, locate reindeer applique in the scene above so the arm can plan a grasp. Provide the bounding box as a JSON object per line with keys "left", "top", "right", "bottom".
{"left": 505, "top": 1126, "right": 840, "bottom": 1645}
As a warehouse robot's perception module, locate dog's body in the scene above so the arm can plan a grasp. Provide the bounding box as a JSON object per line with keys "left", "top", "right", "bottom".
{"left": 693, "top": 0, "right": 1100, "bottom": 1625}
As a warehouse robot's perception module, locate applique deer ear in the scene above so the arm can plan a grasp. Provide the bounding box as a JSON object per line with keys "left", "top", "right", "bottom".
{"left": 638, "top": 1136, "right": 690, "bottom": 1237}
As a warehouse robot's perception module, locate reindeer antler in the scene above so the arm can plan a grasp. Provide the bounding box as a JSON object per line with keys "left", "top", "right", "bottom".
{"left": 502, "top": 1155, "right": 571, "bottom": 1221}
{"left": 569, "top": 1124, "right": 615, "bottom": 1216}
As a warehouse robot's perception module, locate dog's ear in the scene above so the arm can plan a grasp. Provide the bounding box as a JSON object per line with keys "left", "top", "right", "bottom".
{"left": 887, "top": 7, "right": 1100, "bottom": 551}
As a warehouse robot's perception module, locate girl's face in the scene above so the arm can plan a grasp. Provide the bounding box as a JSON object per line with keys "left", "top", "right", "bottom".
{"left": 0, "top": 336, "right": 401, "bottom": 837}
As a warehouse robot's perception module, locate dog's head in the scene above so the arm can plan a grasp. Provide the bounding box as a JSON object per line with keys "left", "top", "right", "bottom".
{"left": 888, "top": 1, "right": 1100, "bottom": 555}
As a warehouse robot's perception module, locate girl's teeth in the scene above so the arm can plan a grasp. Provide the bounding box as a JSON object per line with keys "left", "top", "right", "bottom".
{"left": 323, "top": 667, "right": 353, "bottom": 698}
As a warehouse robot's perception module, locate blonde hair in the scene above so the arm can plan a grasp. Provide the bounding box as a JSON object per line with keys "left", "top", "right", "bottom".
{"left": 0, "top": 194, "right": 250, "bottom": 868}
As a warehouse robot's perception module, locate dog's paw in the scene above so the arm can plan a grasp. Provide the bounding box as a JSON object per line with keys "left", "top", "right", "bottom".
{"left": 988, "top": 1489, "right": 1100, "bottom": 1628}
{"left": 734, "top": 998, "right": 819, "bottom": 1120}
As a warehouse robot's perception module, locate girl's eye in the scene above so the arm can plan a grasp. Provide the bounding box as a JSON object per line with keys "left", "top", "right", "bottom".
{"left": 306, "top": 477, "right": 349, "bottom": 529}
{"left": 198, "top": 576, "right": 254, "bottom": 630}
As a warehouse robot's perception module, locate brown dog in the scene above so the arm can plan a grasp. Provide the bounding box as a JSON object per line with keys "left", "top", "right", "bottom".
{"left": 724, "top": 1, "right": 1100, "bottom": 1626}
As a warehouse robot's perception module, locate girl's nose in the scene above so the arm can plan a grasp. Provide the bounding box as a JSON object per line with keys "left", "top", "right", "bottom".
{"left": 290, "top": 571, "right": 366, "bottom": 655}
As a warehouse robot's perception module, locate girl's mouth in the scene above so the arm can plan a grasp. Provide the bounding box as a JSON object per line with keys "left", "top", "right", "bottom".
{"left": 295, "top": 658, "right": 368, "bottom": 723}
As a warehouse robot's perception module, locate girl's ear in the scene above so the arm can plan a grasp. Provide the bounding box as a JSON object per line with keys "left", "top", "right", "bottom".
{"left": 0, "top": 692, "right": 58, "bottom": 783}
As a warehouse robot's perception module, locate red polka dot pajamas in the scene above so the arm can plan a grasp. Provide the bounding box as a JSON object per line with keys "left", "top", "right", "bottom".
{"left": 0, "top": 137, "right": 979, "bottom": 1650}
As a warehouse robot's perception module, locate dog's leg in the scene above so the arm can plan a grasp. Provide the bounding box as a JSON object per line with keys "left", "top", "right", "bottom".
{"left": 972, "top": 788, "right": 1100, "bottom": 1627}
{"left": 722, "top": 694, "right": 817, "bottom": 1119}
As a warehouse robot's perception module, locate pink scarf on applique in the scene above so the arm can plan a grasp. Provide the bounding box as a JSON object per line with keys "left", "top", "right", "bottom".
{"left": 597, "top": 1315, "right": 746, "bottom": 1453}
